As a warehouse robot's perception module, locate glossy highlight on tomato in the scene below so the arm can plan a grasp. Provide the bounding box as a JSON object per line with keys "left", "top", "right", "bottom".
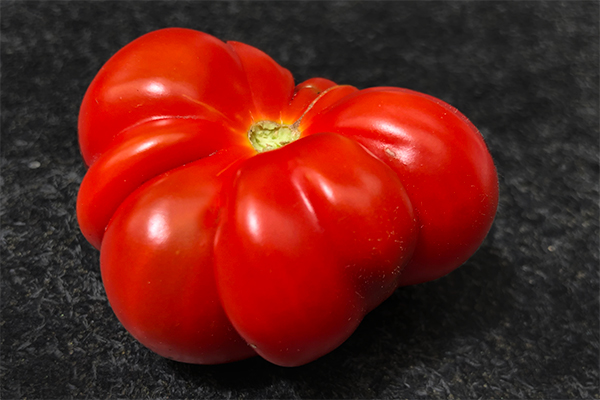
{"left": 77, "top": 28, "right": 498, "bottom": 366}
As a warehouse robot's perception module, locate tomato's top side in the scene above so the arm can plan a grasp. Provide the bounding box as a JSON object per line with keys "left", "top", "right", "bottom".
{"left": 78, "top": 28, "right": 498, "bottom": 289}
{"left": 77, "top": 28, "right": 344, "bottom": 248}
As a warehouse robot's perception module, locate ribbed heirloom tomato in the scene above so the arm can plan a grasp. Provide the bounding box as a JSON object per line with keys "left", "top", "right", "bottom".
{"left": 77, "top": 28, "right": 498, "bottom": 367}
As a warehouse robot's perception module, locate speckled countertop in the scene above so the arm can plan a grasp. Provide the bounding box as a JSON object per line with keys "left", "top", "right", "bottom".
{"left": 2, "top": 2, "right": 598, "bottom": 398}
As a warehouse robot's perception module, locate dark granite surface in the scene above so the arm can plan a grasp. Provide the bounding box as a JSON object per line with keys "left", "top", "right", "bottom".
{"left": 2, "top": 1, "right": 598, "bottom": 398}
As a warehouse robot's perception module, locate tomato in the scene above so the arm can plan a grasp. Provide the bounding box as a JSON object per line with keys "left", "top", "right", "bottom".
{"left": 77, "top": 28, "right": 498, "bottom": 366}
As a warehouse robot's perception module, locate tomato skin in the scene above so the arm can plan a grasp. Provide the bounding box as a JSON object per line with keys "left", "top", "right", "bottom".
{"left": 214, "top": 133, "right": 417, "bottom": 366}
{"left": 77, "top": 28, "right": 498, "bottom": 366}
{"left": 100, "top": 147, "right": 257, "bottom": 364}
{"left": 78, "top": 28, "right": 253, "bottom": 166}
{"left": 301, "top": 88, "right": 499, "bottom": 286}
{"left": 77, "top": 118, "right": 247, "bottom": 249}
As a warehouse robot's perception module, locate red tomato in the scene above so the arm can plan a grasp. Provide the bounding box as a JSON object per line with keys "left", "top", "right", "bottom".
{"left": 77, "top": 28, "right": 498, "bottom": 366}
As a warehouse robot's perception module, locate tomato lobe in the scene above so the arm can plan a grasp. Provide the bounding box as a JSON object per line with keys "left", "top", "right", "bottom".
{"left": 213, "top": 133, "right": 417, "bottom": 366}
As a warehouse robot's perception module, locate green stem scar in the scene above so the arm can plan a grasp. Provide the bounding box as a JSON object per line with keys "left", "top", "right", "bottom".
{"left": 248, "top": 121, "right": 300, "bottom": 153}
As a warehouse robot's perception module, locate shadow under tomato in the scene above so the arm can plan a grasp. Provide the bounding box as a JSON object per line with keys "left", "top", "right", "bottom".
{"left": 167, "top": 242, "right": 513, "bottom": 398}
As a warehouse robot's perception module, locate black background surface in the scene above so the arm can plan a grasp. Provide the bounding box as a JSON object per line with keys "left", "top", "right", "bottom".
{"left": 2, "top": 1, "right": 598, "bottom": 398}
